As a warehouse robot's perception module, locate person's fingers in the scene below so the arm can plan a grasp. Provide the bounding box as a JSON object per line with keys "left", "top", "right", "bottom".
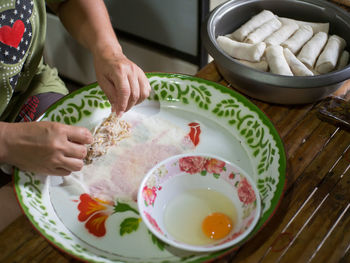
{"left": 125, "top": 74, "right": 140, "bottom": 112}
{"left": 59, "top": 157, "right": 84, "bottom": 173}
{"left": 137, "top": 72, "right": 151, "bottom": 104}
{"left": 66, "top": 126, "right": 93, "bottom": 145}
{"left": 114, "top": 76, "right": 131, "bottom": 115}
{"left": 98, "top": 76, "right": 119, "bottom": 113}
{"left": 111, "top": 74, "right": 130, "bottom": 116}
{"left": 52, "top": 167, "right": 73, "bottom": 176}
{"left": 63, "top": 143, "right": 88, "bottom": 159}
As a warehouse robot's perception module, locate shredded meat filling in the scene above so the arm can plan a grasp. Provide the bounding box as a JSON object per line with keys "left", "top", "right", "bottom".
{"left": 84, "top": 113, "right": 131, "bottom": 164}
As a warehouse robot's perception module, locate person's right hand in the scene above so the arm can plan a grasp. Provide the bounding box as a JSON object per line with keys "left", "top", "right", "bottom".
{"left": 0, "top": 121, "right": 93, "bottom": 176}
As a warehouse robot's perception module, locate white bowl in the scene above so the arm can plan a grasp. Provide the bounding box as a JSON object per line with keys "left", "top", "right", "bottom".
{"left": 137, "top": 153, "right": 261, "bottom": 252}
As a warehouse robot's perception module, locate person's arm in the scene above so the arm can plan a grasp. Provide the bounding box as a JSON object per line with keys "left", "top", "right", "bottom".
{"left": 47, "top": 0, "right": 151, "bottom": 117}
{"left": 0, "top": 121, "right": 92, "bottom": 175}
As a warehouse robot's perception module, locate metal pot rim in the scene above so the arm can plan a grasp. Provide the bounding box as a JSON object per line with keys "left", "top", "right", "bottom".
{"left": 202, "top": 0, "right": 350, "bottom": 89}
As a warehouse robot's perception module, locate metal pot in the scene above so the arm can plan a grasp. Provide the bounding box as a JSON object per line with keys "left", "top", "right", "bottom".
{"left": 201, "top": 0, "right": 350, "bottom": 104}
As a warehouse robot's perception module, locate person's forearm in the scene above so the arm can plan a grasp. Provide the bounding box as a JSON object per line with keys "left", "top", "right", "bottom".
{"left": 54, "top": 0, "right": 122, "bottom": 57}
{"left": 49, "top": 0, "right": 151, "bottom": 116}
{"left": 0, "top": 122, "right": 9, "bottom": 163}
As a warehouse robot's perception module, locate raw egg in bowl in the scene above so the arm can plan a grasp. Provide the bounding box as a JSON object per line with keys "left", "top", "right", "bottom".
{"left": 137, "top": 153, "right": 261, "bottom": 252}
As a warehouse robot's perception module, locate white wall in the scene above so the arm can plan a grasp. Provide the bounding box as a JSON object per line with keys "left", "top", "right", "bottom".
{"left": 44, "top": 13, "right": 198, "bottom": 85}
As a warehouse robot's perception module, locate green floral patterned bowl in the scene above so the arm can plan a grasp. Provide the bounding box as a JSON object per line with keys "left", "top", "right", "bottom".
{"left": 15, "top": 73, "right": 286, "bottom": 262}
{"left": 138, "top": 153, "right": 261, "bottom": 252}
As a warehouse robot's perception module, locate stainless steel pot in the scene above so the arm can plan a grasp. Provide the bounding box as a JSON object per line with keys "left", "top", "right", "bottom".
{"left": 201, "top": 0, "right": 350, "bottom": 104}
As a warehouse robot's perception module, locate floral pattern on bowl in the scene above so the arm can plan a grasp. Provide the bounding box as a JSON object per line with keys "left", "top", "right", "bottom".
{"left": 138, "top": 154, "right": 261, "bottom": 252}
{"left": 14, "top": 73, "right": 286, "bottom": 263}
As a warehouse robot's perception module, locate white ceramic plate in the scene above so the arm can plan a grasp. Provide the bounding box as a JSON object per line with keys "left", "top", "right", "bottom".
{"left": 14, "top": 73, "right": 286, "bottom": 263}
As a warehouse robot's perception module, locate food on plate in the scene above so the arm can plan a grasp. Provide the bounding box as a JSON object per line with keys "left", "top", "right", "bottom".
{"left": 281, "top": 24, "right": 313, "bottom": 54}
{"left": 231, "top": 10, "right": 275, "bottom": 41}
{"left": 278, "top": 17, "right": 329, "bottom": 34}
{"left": 236, "top": 59, "right": 269, "bottom": 72}
{"left": 265, "top": 45, "right": 293, "bottom": 76}
{"left": 216, "top": 10, "right": 349, "bottom": 76}
{"left": 283, "top": 48, "right": 314, "bottom": 76}
{"left": 336, "top": 50, "right": 350, "bottom": 70}
{"left": 245, "top": 17, "right": 282, "bottom": 44}
{"left": 264, "top": 21, "right": 299, "bottom": 46}
{"left": 202, "top": 212, "right": 233, "bottom": 240}
{"left": 315, "top": 35, "right": 346, "bottom": 73}
{"left": 217, "top": 36, "right": 266, "bottom": 62}
{"left": 297, "top": 32, "right": 328, "bottom": 68}
{"left": 84, "top": 112, "right": 130, "bottom": 164}
{"left": 164, "top": 188, "right": 236, "bottom": 245}
{"left": 65, "top": 113, "right": 195, "bottom": 202}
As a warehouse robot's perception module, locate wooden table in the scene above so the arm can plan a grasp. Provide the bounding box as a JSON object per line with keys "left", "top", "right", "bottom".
{"left": 1, "top": 62, "right": 349, "bottom": 263}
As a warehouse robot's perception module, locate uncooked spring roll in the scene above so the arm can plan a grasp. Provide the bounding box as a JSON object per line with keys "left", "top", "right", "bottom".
{"left": 265, "top": 45, "right": 293, "bottom": 76}
{"left": 297, "top": 32, "right": 328, "bottom": 68}
{"left": 278, "top": 17, "right": 329, "bottom": 34}
{"left": 236, "top": 59, "right": 269, "bottom": 72}
{"left": 265, "top": 21, "right": 299, "bottom": 46}
{"left": 217, "top": 36, "right": 266, "bottom": 62}
{"left": 231, "top": 10, "right": 275, "bottom": 41}
{"left": 245, "top": 18, "right": 282, "bottom": 44}
{"left": 283, "top": 48, "right": 314, "bottom": 76}
{"left": 310, "top": 69, "right": 320, "bottom": 76}
{"left": 336, "top": 50, "right": 349, "bottom": 70}
{"left": 282, "top": 25, "right": 313, "bottom": 54}
{"left": 315, "top": 35, "right": 347, "bottom": 74}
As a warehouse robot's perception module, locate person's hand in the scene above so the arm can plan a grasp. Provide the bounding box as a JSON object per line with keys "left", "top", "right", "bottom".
{"left": 0, "top": 121, "right": 93, "bottom": 176}
{"left": 93, "top": 49, "right": 151, "bottom": 117}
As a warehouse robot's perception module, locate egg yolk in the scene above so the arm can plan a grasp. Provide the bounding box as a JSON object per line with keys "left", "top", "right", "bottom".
{"left": 202, "top": 212, "right": 233, "bottom": 240}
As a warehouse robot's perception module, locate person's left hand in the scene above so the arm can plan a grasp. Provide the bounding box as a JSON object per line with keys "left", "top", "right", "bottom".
{"left": 93, "top": 49, "right": 151, "bottom": 117}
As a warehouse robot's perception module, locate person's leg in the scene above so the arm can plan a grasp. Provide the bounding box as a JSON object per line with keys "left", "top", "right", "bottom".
{"left": 15, "top": 92, "right": 64, "bottom": 122}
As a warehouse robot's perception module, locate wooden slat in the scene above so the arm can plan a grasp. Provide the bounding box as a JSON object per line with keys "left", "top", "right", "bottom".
{"left": 282, "top": 120, "right": 347, "bottom": 191}
{"left": 31, "top": 245, "right": 65, "bottom": 263}
{"left": 333, "top": 80, "right": 350, "bottom": 97}
{"left": 196, "top": 62, "right": 222, "bottom": 83}
{"left": 309, "top": 203, "right": 350, "bottom": 263}
{"left": 274, "top": 104, "right": 315, "bottom": 138}
{"left": 282, "top": 108, "right": 323, "bottom": 156}
{"left": 0, "top": 216, "right": 70, "bottom": 263}
{"left": 38, "top": 251, "right": 71, "bottom": 263}
{"left": 0, "top": 215, "right": 37, "bottom": 261}
{"left": 230, "top": 129, "right": 350, "bottom": 263}
{"left": 340, "top": 248, "right": 350, "bottom": 263}
{"left": 2, "top": 53, "right": 350, "bottom": 263}
{"left": 261, "top": 104, "right": 291, "bottom": 125}
{"left": 277, "top": 169, "right": 350, "bottom": 262}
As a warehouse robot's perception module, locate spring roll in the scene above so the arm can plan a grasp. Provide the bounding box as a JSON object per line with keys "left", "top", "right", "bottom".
{"left": 236, "top": 59, "right": 269, "bottom": 72}
{"left": 265, "top": 21, "right": 299, "bottom": 46}
{"left": 265, "top": 45, "right": 293, "bottom": 76}
{"left": 335, "top": 50, "right": 349, "bottom": 70}
{"left": 315, "top": 35, "right": 347, "bottom": 74}
{"left": 311, "top": 69, "right": 320, "bottom": 75}
{"left": 278, "top": 17, "right": 329, "bottom": 34}
{"left": 231, "top": 10, "right": 275, "bottom": 41}
{"left": 297, "top": 32, "right": 328, "bottom": 68}
{"left": 217, "top": 35, "right": 266, "bottom": 62}
{"left": 283, "top": 48, "right": 314, "bottom": 76}
{"left": 281, "top": 25, "right": 313, "bottom": 54}
{"left": 245, "top": 17, "right": 282, "bottom": 44}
